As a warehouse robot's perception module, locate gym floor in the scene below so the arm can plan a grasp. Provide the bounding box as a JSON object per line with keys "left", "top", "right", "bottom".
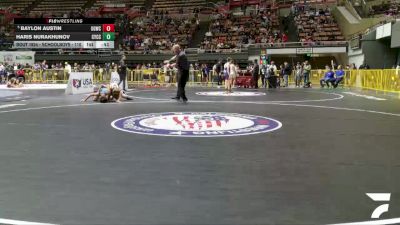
{"left": 0, "top": 86, "right": 399, "bottom": 225}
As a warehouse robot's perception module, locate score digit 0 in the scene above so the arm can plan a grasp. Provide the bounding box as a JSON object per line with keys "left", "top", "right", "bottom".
{"left": 102, "top": 24, "right": 115, "bottom": 32}
{"left": 102, "top": 32, "right": 115, "bottom": 41}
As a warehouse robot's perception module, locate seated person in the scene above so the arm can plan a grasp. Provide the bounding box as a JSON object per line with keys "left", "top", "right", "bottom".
{"left": 320, "top": 66, "right": 335, "bottom": 88}
{"left": 333, "top": 65, "right": 345, "bottom": 88}
{"left": 81, "top": 84, "right": 110, "bottom": 103}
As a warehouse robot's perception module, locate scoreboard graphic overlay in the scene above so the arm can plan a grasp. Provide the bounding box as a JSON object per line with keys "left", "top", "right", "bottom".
{"left": 13, "top": 18, "right": 115, "bottom": 49}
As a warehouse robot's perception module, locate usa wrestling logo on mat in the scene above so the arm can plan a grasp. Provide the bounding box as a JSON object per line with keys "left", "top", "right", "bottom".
{"left": 111, "top": 112, "right": 282, "bottom": 137}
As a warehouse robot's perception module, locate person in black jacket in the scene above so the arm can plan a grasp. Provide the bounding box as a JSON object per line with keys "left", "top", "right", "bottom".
{"left": 267, "top": 61, "right": 278, "bottom": 88}
{"left": 213, "top": 60, "right": 223, "bottom": 86}
{"left": 359, "top": 61, "right": 370, "bottom": 69}
{"left": 118, "top": 55, "right": 127, "bottom": 91}
{"left": 168, "top": 44, "right": 189, "bottom": 102}
{"left": 282, "top": 61, "right": 292, "bottom": 87}
{"left": 252, "top": 59, "right": 260, "bottom": 89}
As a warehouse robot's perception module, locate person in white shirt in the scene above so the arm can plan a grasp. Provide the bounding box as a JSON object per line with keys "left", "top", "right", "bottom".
{"left": 294, "top": 62, "right": 303, "bottom": 87}
{"left": 227, "top": 58, "right": 238, "bottom": 93}
{"left": 0, "top": 64, "right": 5, "bottom": 83}
{"left": 266, "top": 61, "right": 278, "bottom": 88}
{"left": 233, "top": 63, "right": 240, "bottom": 89}
{"left": 64, "top": 62, "right": 72, "bottom": 80}
{"left": 223, "top": 59, "right": 231, "bottom": 91}
{"left": 261, "top": 37, "right": 267, "bottom": 44}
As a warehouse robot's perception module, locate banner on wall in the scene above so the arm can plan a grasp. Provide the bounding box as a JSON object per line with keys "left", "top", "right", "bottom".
{"left": 110, "top": 71, "right": 127, "bottom": 89}
{"left": 65, "top": 72, "right": 94, "bottom": 95}
{"left": 296, "top": 48, "right": 313, "bottom": 54}
{"left": 391, "top": 21, "right": 400, "bottom": 48}
{"left": 0, "top": 51, "right": 35, "bottom": 65}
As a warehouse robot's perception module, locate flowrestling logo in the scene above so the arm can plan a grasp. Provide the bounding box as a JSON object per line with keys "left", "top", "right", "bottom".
{"left": 111, "top": 112, "right": 282, "bottom": 137}
{"left": 196, "top": 91, "right": 266, "bottom": 97}
{"left": 328, "top": 193, "right": 400, "bottom": 225}
{"left": 367, "top": 193, "right": 391, "bottom": 219}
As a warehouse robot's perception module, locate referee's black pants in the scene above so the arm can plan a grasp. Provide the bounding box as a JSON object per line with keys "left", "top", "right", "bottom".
{"left": 267, "top": 76, "right": 278, "bottom": 88}
{"left": 118, "top": 75, "right": 127, "bottom": 90}
{"left": 176, "top": 70, "right": 189, "bottom": 100}
{"left": 252, "top": 75, "right": 259, "bottom": 88}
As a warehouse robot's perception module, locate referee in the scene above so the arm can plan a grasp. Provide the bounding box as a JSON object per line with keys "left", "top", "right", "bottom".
{"left": 169, "top": 44, "right": 189, "bottom": 102}
{"left": 118, "top": 55, "right": 127, "bottom": 91}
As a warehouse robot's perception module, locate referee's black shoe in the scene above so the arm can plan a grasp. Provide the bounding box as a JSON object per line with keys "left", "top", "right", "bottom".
{"left": 171, "top": 97, "right": 180, "bottom": 101}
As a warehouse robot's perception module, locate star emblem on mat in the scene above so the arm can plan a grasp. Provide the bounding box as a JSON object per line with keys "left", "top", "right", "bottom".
{"left": 144, "top": 118, "right": 159, "bottom": 126}
{"left": 169, "top": 131, "right": 187, "bottom": 135}
{"left": 257, "top": 119, "right": 270, "bottom": 125}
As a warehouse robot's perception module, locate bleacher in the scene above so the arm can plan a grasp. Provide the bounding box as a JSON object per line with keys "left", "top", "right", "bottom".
{"left": 202, "top": 7, "right": 280, "bottom": 50}
{"left": 152, "top": 0, "right": 206, "bottom": 14}
{"left": 124, "top": 14, "right": 198, "bottom": 53}
{"left": 369, "top": 0, "right": 399, "bottom": 17}
{"left": 30, "top": 0, "right": 87, "bottom": 14}
{"left": 92, "top": 0, "right": 145, "bottom": 9}
{"left": 0, "top": 0, "right": 351, "bottom": 53}
{"left": 294, "top": 7, "right": 345, "bottom": 43}
{"left": 0, "top": 0, "right": 35, "bottom": 14}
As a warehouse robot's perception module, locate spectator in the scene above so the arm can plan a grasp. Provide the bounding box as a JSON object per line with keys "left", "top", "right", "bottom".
{"left": 295, "top": 62, "right": 303, "bottom": 87}
{"left": 252, "top": 59, "right": 260, "bottom": 89}
{"left": 282, "top": 61, "right": 292, "bottom": 87}
{"left": 359, "top": 61, "right": 370, "bottom": 69}
{"left": 260, "top": 63, "right": 268, "bottom": 88}
{"left": 64, "top": 62, "right": 72, "bottom": 80}
{"left": 16, "top": 67, "right": 25, "bottom": 82}
{"left": 82, "top": 63, "right": 90, "bottom": 71}
{"left": 282, "top": 33, "right": 288, "bottom": 43}
{"left": 303, "top": 60, "right": 311, "bottom": 88}
{"left": 213, "top": 60, "right": 223, "bottom": 86}
{"left": 320, "top": 65, "right": 335, "bottom": 88}
{"left": 201, "top": 64, "right": 209, "bottom": 84}
{"left": 202, "top": 9, "right": 279, "bottom": 50}
{"left": 41, "top": 60, "right": 48, "bottom": 80}
{"left": 279, "top": 64, "right": 284, "bottom": 87}
{"left": 0, "top": 63, "right": 6, "bottom": 84}
{"left": 294, "top": 5, "right": 344, "bottom": 44}
{"left": 267, "top": 61, "right": 278, "bottom": 88}
{"left": 333, "top": 65, "right": 345, "bottom": 88}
